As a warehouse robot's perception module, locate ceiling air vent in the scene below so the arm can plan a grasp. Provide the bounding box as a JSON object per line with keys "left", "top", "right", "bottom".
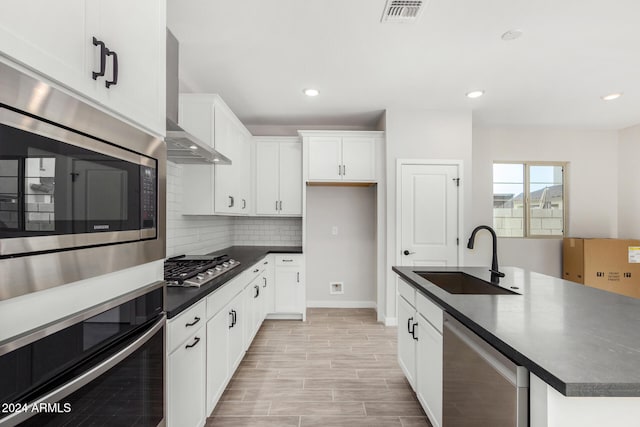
{"left": 381, "top": 0, "right": 425, "bottom": 23}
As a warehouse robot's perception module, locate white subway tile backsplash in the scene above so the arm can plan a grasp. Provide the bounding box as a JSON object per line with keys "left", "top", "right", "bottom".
{"left": 166, "top": 162, "right": 302, "bottom": 257}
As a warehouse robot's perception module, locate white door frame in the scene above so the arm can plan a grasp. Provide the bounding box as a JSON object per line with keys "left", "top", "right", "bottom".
{"left": 395, "top": 159, "right": 465, "bottom": 269}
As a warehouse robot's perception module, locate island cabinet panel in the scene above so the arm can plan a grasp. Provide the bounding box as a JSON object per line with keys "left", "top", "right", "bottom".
{"left": 0, "top": 0, "right": 166, "bottom": 136}
{"left": 397, "top": 294, "right": 417, "bottom": 390}
{"left": 416, "top": 312, "right": 443, "bottom": 427}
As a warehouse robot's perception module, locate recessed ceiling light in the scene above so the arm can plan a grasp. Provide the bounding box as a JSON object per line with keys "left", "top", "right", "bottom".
{"left": 213, "top": 158, "right": 220, "bottom": 162}
{"left": 189, "top": 145, "right": 198, "bottom": 150}
{"left": 466, "top": 90, "right": 485, "bottom": 99}
{"left": 303, "top": 88, "right": 320, "bottom": 97}
{"left": 501, "top": 29, "right": 523, "bottom": 41}
{"left": 601, "top": 92, "right": 623, "bottom": 101}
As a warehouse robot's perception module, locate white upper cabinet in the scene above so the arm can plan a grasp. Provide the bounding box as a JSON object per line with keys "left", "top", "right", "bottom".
{"left": 0, "top": 0, "right": 90, "bottom": 96}
{"left": 178, "top": 94, "right": 252, "bottom": 216}
{"left": 302, "top": 131, "right": 383, "bottom": 183}
{"left": 341, "top": 137, "right": 376, "bottom": 181}
{"left": 0, "top": 0, "right": 166, "bottom": 136}
{"left": 307, "top": 136, "right": 342, "bottom": 181}
{"left": 255, "top": 138, "right": 302, "bottom": 216}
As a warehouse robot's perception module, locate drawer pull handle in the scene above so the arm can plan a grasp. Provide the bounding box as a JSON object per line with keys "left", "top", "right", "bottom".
{"left": 185, "top": 336, "right": 201, "bottom": 349}
{"left": 253, "top": 268, "right": 259, "bottom": 273}
{"left": 185, "top": 316, "right": 200, "bottom": 327}
{"left": 91, "top": 37, "right": 107, "bottom": 80}
{"left": 282, "top": 259, "right": 293, "bottom": 262}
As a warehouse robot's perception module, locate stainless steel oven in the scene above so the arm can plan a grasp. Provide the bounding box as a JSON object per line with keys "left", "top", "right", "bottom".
{"left": 0, "top": 59, "right": 165, "bottom": 301}
{"left": 0, "top": 281, "right": 165, "bottom": 427}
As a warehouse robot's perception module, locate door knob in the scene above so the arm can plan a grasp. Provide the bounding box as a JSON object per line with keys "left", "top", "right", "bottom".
{"left": 403, "top": 250, "right": 415, "bottom": 256}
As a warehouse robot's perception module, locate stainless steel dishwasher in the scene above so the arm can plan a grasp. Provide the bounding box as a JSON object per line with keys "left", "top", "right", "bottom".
{"left": 443, "top": 313, "right": 529, "bottom": 426}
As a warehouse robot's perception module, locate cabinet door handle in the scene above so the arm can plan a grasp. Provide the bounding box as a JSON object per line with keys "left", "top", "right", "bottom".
{"left": 275, "top": 200, "right": 279, "bottom": 211}
{"left": 105, "top": 49, "right": 118, "bottom": 88}
{"left": 263, "top": 277, "right": 267, "bottom": 288}
{"left": 407, "top": 317, "right": 413, "bottom": 334}
{"left": 254, "top": 285, "right": 260, "bottom": 298}
{"left": 242, "top": 199, "right": 246, "bottom": 209}
{"left": 342, "top": 164, "right": 346, "bottom": 176}
{"left": 412, "top": 322, "right": 418, "bottom": 341}
{"left": 296, "top": 272, "right": 300, "bottom": 283}
{"left": 185, "top": 316, "right": 200, "bottom": 327}
{"left": 229, "top": 311, "right": 234, "bottom": 328}
{"left": 91, "top": 37, "right": 107, "bottom": 80}
{"left": 228, "top": 196, "right": 234, "bottom": 208}
{"left": 338, "top": 164, "right": 342, "bottom": 176}
{"left": 231, "top": 309, "right": 237, "bottom": 327}
{"left": 185, "top": 336, "right": 201, "bottom": 349}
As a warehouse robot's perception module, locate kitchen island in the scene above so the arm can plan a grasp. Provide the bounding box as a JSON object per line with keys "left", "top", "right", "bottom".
{"left": 393, "top": 265, "right": 640, "bottom": 427}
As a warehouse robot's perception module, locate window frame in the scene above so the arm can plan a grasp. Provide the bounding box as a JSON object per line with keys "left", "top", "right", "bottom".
{"left": 492, "top": 161, "right": 568, "bottom": 239}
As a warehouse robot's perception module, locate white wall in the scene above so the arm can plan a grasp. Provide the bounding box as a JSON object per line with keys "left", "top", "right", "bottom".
{"left": 618, "top": 124, "right": 640, "bottom": 239}
{"left": 167, "top": 162, "right": 302, "bottom": 257}
{"left": 385, "top": 109, "right": 473, "bottom": 323}
{"left": 306, "top": 186, "right": 377, "bottom": 307}
{"left": 472, "top": 128, "right": 619, "bottom": 277}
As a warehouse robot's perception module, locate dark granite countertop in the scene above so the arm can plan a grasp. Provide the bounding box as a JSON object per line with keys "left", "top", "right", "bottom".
{"left": 393, "top": 265, "right": 640, "bottom": 397}
{"left": 166, "top": 246, "right": 302, "bottom": 319}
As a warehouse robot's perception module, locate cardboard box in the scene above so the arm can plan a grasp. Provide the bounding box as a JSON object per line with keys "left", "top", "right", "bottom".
{"left": 563, "top": 238, "right": 640, "bottom": 298}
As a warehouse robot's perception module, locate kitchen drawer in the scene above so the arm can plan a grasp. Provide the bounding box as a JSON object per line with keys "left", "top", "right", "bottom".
{"left": 168, "top": 299, "right": 206, "bottom": 353}
{"left": 398, "top": 279, "right": 416, "bottom": 307}
{"left": 206, "top": 274, "right": 245, "bottom": 319}
{"left": 275, "top": 254, "right": 302, "bottom": 266}
{"left": 417, "top": 291, "right": 443, "bottom": 333}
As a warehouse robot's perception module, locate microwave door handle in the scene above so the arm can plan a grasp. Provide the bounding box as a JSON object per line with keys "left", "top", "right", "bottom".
{"left": 0, "top": 316, "right": 164, "bottom": 426}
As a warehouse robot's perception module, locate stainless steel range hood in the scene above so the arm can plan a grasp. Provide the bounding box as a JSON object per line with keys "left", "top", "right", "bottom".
{"left": 165, "top": 30, "right": 231, "bottom": 165}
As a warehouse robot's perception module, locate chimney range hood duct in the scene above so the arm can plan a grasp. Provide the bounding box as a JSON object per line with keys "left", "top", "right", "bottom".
{"left": 165, "top": 30, "right": 231, "bottom": 165}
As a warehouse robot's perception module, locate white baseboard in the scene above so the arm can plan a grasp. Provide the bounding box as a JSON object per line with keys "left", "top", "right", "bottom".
{"left": 265, "top": 313, "right": 303, "bottom": 320}
{"left": 306, "top": 300, "right": 377, "bottom": 309}
{"left": 384, "top": 316, "right": 398, "bottom": 327}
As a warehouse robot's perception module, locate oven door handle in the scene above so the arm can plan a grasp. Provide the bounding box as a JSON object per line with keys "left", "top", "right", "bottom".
{"left": 0, "top": 315, "right": 165, "bottom": 427}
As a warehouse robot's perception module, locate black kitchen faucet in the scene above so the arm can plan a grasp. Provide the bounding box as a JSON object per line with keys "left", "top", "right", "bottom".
{"left": 467, "top": 225, "right": 505, "bottom": 283}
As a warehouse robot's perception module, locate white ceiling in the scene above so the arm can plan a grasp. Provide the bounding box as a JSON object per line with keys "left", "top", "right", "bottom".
{"left": 168, "top": 0, "right": 640, "bottom": 130}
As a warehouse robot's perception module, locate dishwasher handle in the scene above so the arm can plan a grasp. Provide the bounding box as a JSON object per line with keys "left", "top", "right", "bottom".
{"left": 443, "top": 313, "right": 528, "bottom": 388}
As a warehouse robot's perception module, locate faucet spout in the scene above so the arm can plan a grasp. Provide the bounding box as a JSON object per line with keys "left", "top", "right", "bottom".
{"left": 467, "top": 225, "right": 505, "bottom": 281}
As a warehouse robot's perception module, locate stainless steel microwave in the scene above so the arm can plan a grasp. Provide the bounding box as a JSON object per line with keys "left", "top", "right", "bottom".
{"left": 0, "top": 106, "right": 157, "bottom": 256}
{"left": 0, "top": 59, "right": 165, "bottom": 301}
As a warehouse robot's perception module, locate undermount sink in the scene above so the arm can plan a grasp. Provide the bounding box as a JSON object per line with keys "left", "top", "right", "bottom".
{"left": 417, "top": 272, "right": 520, "bottom": 295}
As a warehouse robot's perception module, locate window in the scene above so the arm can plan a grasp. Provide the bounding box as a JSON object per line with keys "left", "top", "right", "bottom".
{"left": 493, "top": 162, "right": 566, "bottom": 237}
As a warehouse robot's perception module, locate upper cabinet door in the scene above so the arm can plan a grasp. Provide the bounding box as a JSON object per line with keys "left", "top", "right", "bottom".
{"left": 89, "top": 0, "right": 166, "bottom": 136}
{"left": 255, "top": 142, "right": 280, "bottom": 215}
{"left": 279, "top": 142, "right": 302, "bottom": 216}
{"left": 307, "top": 136, "right": 342, "bottom": 181}
{"left": 0, "top": 0, "right": 92, "bottom": 98}
{"left": 341, "top": 136, "right": 376, "bottom": 181}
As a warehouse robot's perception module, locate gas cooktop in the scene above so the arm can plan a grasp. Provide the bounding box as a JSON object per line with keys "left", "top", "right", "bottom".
{"left": 164, "top": 254, "right": 240, "bottom": 287}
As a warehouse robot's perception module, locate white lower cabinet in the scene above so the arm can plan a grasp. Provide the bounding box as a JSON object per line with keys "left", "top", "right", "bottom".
{"left": 227, "top": 292, "right": 245, "bottom": 373}
{"left": 168, "top": 308, "right": 206, "bottom": 427}
{"left": 243, "top": 275, "right": 263, "bottom": 350}
{"left": 397, "top": 280, "right": 443, "bottom": 427}
{"left": 206, "top": 307, "right": 230, "bottom": 414}
{"left": 416, "top": 313, "right": 443, "bottom": 427}
{"left": 274, "top": 255, "right": 306, "bottom": 317}
{"left": 261, "top": 257, "right": 275, "bottom": 317}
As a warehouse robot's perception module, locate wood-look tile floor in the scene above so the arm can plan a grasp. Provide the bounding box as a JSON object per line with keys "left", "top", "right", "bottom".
{"left": 207, "top": 308, "right": 432, "bottom": 427}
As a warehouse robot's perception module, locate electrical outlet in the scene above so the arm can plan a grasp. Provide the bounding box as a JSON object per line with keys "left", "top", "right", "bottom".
{"left": 331, "top": 226, "right": 338, "bottom": 235}
{"left": 329, "top": 282, "right": 344, "bottom": 295}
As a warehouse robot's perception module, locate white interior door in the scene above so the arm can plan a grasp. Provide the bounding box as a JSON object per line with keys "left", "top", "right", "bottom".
{"left": 400, "top": 163, "right": 459, "bottom": 267}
